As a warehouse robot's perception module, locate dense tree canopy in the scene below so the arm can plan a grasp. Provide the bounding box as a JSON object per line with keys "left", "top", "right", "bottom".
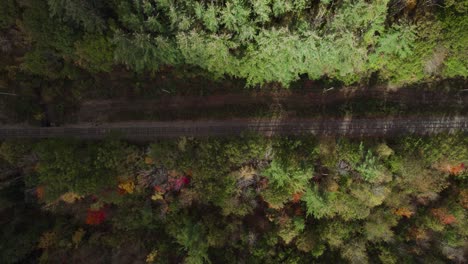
{"left": 1, "top": 133, "right": 467, "bottom": 263}
{"left": 0, "top": 0, "right": 467, "bottom": 87}
{"left": 1, "top": 1, "right": 467, "bottom": 263}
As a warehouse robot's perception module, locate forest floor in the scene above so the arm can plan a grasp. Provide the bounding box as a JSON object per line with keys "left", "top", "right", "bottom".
{"left": 1, "top": 72, "right": 466, "bottom": 126}
{"left": 71, "top": 85, "right": 468, "bottom": 123}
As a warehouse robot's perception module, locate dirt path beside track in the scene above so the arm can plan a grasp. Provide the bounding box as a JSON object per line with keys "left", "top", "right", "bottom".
{"left": 74, "top": 87, "right": 468, "bottom": 122}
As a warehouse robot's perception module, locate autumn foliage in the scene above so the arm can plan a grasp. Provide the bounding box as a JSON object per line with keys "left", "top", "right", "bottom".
{"left": 459, "top": 189, "right": 468, "bottom": 209}
{"left": 448, "top": 163, "right": 465, "bottom": 175}
{"left": 393, "top": 208, "right": 414, "bottom": 218}
{"left": 118, "top": 181, "right": 135, "bottom": 194}
{"left": 292, "top": 192, "right": 303, "bottom": 204}
{"left": 36, "top": 186, "right": 45, "bottom": 200}
{"left": 168, "top": 176, "right": 190, "bottom": 191}
{"left": 86, "top": 208, "right": 108, "bottom": 225}
{"left": 5, "top": 134, "right": 468, "bottom": 263}
{"left": 431, "top": 208, "right": 457, "bottom": 225}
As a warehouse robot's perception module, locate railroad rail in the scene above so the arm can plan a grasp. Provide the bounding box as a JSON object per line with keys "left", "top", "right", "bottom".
{"left": 1, "top": 117, "right": 467, "bottom": 139}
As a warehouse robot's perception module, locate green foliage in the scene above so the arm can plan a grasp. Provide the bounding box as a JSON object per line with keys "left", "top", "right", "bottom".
{"left": 240, "top": 29, "right": 308, "bottom": 86}
{"left": 20, "top": 48, "right": 66, "bottom": 79}
{"left": 0, "top": 140, "right": 32, "bottom": 165}
{"left": 369, "top": 24, "right": 418, "bottom": 83}
{"left": 149, "top": 140, "right": 180, "bottom": 168}
{"left": 177, "top": 31, "right": 238, "bottom": 79}
{"left": 3, "top": 0, "right": 463, "bottom": 87}
{"left": 377, "top": 10, "right": 468, "bottom": 84}
{"left": 399, "top": 162, "right": 449, "bottom": 206}
{"left": 22, "top": 1, "right": 77, "bottom": 54}
{"left": 445, "top": 0, "right": 468, "bottom": 13}
{"left": 356, "top": 150, "right": 387, "bottom": 183}
{"left": 47, "top": 0, "right": 106, "bottom": 32}
{"left": 252, "top": 0, "right": 271, "bottom": 23}
{"left": 113, "top": 32, "right": 181, "bottom": 72}
{"left": 278, "top": 217, "right": 305, "bottom": 244}
{"left": 364, "top": 209, "right": 398, "bottom": 242}
{"left": 3, "top": 134, "right": 468, "bottom": 263}
{"left": 166, "top": 217, "right": 210, "bottom": 264}
{"left": 202, "top": 4, "right": 220, "bottom": 32}
{"left": 221, "top": 1, "right": 250, "bottom": 32}
{"left": 340, "top": 239, "right": 369, "bottom": 264}
{"left": 440, "top": 12, "right": 468, "bottom": 78}
{"left": 302, "top": 186, "right": 329, "bottom": 219}
{"left": 0, "top": 0, "right": 17, "bottom": 29}
{"left": 262, "top": 160, "right": 312, "bottom": 208}
{"left": 400, "top": 133, "right": 468, "bottom": 165}
{"left": 262, "top": 160, "right": 310, "bottom": 189}
{"left": 20, "top": 0, "right": 80, "bottom": 79}
{"left": 74, "top": 34, "right": 114, "bottom": 73}
{"left": 320, "top": 221, "right": 355, "bottom": 248}
{"left": 112, "top": 200, "right": 159, "bottom": 231}
{"left": 336, "top": 139, "right": 362, "bottom": 167}
{"left": 378, "top": 248, "right": 398, "bottom": 264}
{"left": 34, "top": 139, "right": 134, "bottom": 201}
{"left": 223, "top": 135, "right": 269, "bottom": 165}
{"left": 375, "top": 143, "right": 394, "bottom": 158}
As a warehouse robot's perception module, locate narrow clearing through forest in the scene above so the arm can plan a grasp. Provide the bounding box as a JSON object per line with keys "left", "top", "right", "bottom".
{"left": 1, "top": 117, "right": 467, "bottom": 139}
{"left": 74, "top": 87, "right": 467, "bottom": 123}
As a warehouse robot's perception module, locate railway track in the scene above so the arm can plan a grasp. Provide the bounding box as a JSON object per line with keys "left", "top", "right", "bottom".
{"left": 1, "top": 117, "right": 467, "bottom": 139}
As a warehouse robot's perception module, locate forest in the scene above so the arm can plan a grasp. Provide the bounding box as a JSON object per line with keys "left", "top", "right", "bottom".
{"left": 0, "top": 134, "right": 467, "bottom": 263}
{"left": 0, "top": 0, "right": 466, "bottom": 88}
{"left": 1, "top": 0, "right": 467, "bottom": 263}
